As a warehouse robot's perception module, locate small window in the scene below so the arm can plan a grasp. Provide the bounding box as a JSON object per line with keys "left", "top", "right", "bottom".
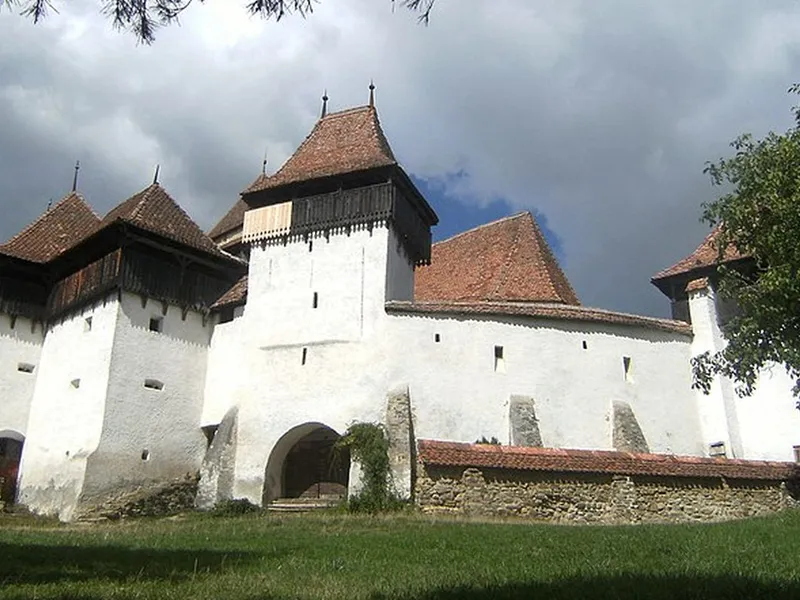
{"left": 84, "top": 317, "right": 93, "bottom": 332}
{"left": 308, "top": 240, "right": 313, "bottom": 252}
{"left": 149, "top": 317, "right": 163, "bottom": 333}
{"left": 623, "top": 356, "right": 633, "bottom": 383}
{"left": 70, "top": 378, "right": 81, "bottom": 389}
{"left": 793, "top": 445, "right": 800, "bottom": 463}
{"left": 17, "top": 363, "right": 35, "bottom": 373}
{"left": 434, "top": 333, "right": 441, "bottom": 343}
{"left": 709, "top": 441, "right": 726, "bottom": 458}
{"left": 582, "top": 340, "right": 588, "bottom": 350}
{"left": 141, "top": 449, "right": 150, "bottom": 461}
{"left": 301, "top": 347, "right": 308, "bottom": 365}
{"left": 144, "top": 379, "right": 164, "bottom": 391}
{"left": 494, "top": 345, "right": 505, "bottom": 373}
{"left": 312, "top": 292, "right": 318, "bottom": 309}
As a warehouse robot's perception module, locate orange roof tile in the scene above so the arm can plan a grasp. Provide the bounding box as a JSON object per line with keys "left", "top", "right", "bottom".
{"left": 1, "top": 192, "right": 101, "bottom": 263}
{"left": 101, "top": 184, "right": 232, "bottom": 260}
{"left": 415, "top": 212, "right": 579, "bottom": 305}
{"left": 653, "top": 224, "right": 746, "bottom": 282}
{"left": 418, "top": 440, "right": 798, "bottom": 481}
{"left": 243, "top": 105, "right": 397, "bottom": 194}
{"left": 386, "top": 300, "right": 692, "bottom": 335}
{"left": 212, "top": 275, "right": 248, "bottom": 309}
{"left": 208, "top": 198, "right": 248, "bottom": 240}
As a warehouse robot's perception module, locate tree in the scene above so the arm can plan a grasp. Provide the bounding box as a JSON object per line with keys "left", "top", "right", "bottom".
{"left": 692, "top": 85, "right": 800, "bottom": 403}
{"left": 1, "top": 0, "right": 436, "bottom": 44}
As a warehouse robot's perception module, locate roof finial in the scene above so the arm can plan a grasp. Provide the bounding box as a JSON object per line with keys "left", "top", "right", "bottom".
{"left": 46, "top": 198, "right": 53, "bottom": 211}
{"left": 262, "top": 148, "right": 269, "bottom": 174}
{"left": 321, "top": 90, "right": 329, "bottom": 118}
{"left": 72, "top": 160, "right": 80, "bottom": 192}
{"left": 369, "top": 80, "right": 375, "bottom": 108}
{"left": 153, "top": 164, "right": 160, "bottom": 185}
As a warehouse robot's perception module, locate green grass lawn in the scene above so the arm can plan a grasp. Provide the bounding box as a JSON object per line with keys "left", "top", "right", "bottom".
{"left": 1, "top": 509, "right": 799, "bottom": 599}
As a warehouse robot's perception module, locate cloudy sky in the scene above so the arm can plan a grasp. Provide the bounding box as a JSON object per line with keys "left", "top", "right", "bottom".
{"left": 2, "top": 0, "right": 800, "bottom": 317}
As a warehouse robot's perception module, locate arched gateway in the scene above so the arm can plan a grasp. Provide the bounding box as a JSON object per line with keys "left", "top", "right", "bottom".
{"left": 263, "top": 423, "right": 350, "bottom": 504}
{"left": 0, "top": 431, "right": 24, "bottom": 505}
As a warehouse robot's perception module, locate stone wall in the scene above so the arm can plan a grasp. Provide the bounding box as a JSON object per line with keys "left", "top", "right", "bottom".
{"left": 415, "top": 464, "right": 800, "bottom": 524}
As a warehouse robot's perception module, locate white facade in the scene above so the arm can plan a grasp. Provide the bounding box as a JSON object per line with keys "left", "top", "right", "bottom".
{"left": 0, "top": 314, "right": 43, "bottom": 439}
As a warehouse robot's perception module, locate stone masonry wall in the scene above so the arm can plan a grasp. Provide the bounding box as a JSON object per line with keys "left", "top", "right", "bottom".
{"left": 415, "top": 464, "right": 800, "bottom": 524}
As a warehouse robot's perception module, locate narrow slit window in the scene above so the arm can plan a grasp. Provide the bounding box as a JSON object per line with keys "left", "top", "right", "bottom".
{"left": 582, "top": 340, "right": 588, "bottom": 350}
{"left": 308, "top": 240, "right": 313, "bottom": 252}
{"left": 84, "top": 317, "right": 93, "bottom": 332}
{"left": 312, "top": 292, "right": 318, "bottom": 309}
{"left": 793, "top": 445, "right": 800, "bottom": 463}
{"left": 494, "top": 345, "right": 505, "bottom": 373}
{"left": 141, "top": 449, "right": 150, "bottom": 461}
{"left": 149, "top": 316, "right": 163, "bottom": 333}
{"left": 434, "top": 333, "right": 441, "bottom": 343}
{"left": 623, "top": 356, "right": 633, "bottom": 383}
{"left": 17, "top": 363, "right": 35, "bottom": 374}
{"left": 144, "top": 379, "right": 164, "bottom": 391}
{"left": 301, "top": 347, "right": 308, "bottom": 365}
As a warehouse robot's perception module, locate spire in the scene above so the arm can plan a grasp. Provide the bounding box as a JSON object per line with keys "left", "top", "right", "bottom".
{"left": 321, "top": 90, "right": 329, "bottom": 118}
{"left": 153, "top": 164, "right": 160, "bottom": 185}
{"left": 72, "top": 160, "right": 80, "bottom": 192}
{"left": 262, "top": 148, "right": 268, "bottom": 174}
{"left": 369, "top": 80, "right": 375, "bottom": 108}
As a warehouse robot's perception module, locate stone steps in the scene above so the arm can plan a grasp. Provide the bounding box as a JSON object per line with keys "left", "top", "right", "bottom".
{"left": 267, "top": 496, "right": 343, "bottom": 513}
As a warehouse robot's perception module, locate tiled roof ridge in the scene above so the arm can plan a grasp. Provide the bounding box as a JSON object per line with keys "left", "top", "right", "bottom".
{"left": 418, "top": 440, "right": 799, "bottom": 481}
{"left": 386, "top": 299, "right": 693, "bottom": 335}
{"left": 2, "top": 191, "right": 98, "bottom": 249}
{"left": 527, "top": 212, "right": 581, "bottom": 305}
{"left": 432, "top": 212, "right": 530, "bottom": 247}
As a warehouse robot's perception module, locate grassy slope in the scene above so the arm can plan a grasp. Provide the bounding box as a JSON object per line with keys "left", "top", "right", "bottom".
{"left": 0, "top": 510, "right": 799, "bottom": 599}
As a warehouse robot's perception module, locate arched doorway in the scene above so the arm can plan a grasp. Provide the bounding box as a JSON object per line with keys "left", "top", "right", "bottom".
{"left": 263, "top": 423, "right": 350, "bottom": 504}
{"left": 0, "top": 431, "right": 24, "bottom": 505}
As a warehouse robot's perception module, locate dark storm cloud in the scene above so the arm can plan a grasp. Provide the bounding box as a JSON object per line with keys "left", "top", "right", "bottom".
{"left": 1, "top": 0, "right": 799, "bottom": 316}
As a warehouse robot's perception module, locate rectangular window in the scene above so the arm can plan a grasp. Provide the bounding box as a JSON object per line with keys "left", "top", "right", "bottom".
{"left": 312, "top": 292, "right": 319, "bottom": 309}
{"left": 301, "top": 347, "right": 308, "bottom": 365}
{"left": 149, "top": 317, "right": 163, "bottom": 333}
{"left": 494, "top": 345, "right": 505, "bottom": 373}
{"left": 709, "top": 441, "right": 726, "bottom": 458}
{"left": 17, "top": 363, "right": 35, "bottom": 373}
{"left": 623, "top": 356, "right": 633, "bottom": 383}
{"left": 144, "top": 379, "right": 164, "bottom": 391}
{"left": 793, "top": 445, "right": 800, "bottom": 463}
{"left": 435, "top": 333, "right": 441, "bottom": 343}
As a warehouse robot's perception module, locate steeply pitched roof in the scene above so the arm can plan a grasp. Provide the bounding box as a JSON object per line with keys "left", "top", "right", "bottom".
{"left": 211, "top": 275, "right": 248, "bottom": 309}
{"left": 415, "top": 212, "right": 579, "bottom": 305}
{"left": 652, "top": 224, "right": 746, "bottom": 282}
{"left": 386, "top": 300, "right": 692, "bottom": 336}
{"left": 418, "top": 440, "right": 798, "bottom": 481}
{"left": 1, "top": 192, "right": 100, "bottom": 263}
{"left": 101, "top": 184, "right": 232, "bottom": 260}
{"left": 243, "top": 105, "right": 397, "bottom": 194}
{"left": 208, "top": 198, "right": 248, "bottom": 240}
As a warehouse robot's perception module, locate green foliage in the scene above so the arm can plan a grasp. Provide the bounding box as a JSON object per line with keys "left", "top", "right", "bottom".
{"left": 210, "top": 498, "right": 262, "bottom": 517}
{"left": 475, "top": 436, "right": 501, "bottom": 445}
{"left": 335, "top": 422, "right": 403, "bottom": 514}
{"left": 694, "top": 85, "right": 800, "bottom": 401}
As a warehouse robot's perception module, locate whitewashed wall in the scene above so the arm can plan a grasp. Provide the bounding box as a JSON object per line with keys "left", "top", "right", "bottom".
{"left": 81, "top": 292, "right": 211, "bottom": 500}
{"left": 690, "top": 285, "right": 800, "bottom": 461}
{"left": 0, "top": 313, "right": 43, "bottom": 438}
{"left": 18, "top": 299, "right": 118, "bottom": 520}
{"left": 204, "top": 222, "right": 706, "bottom": 506}
{"left": 382, "top": 312, "right": 704, "bottom": 456}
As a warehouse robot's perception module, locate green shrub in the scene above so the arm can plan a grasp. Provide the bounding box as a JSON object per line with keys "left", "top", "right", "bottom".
{"left": 211, "top": 498, "right": 262, "bottom": 517}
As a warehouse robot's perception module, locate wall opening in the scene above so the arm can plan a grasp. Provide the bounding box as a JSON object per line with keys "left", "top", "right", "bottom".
{"left": 301, "top": 347, "right": 308, "bottom": 365}
{"left": 434, "top": 333, "right": 441, "bottom": 343}
{"left": 308, "top": 240, "right": 313, "bottom": 252}
{"left": 144, "top": 379, "right": 164, "bottom": 391}
{"left": 263, "top": 423, "right": 349, "bottom": 504}
{"left": 17, "top": 363, "right": 35, "bottom": 374}
{"left": 0, "top": 433, "right": 24, "bottom": 505}
{"left": 84, "top": 317, "right": 93, "bottom": 332}
{"left": 494, "top": 345, "right": 505, "bottom": 373}
{"left": 70, "top": 378, "right": 81, "bottom": 389}
{"left": 149, "top": 316, "right": 164, "bottom": 333}
{"left": 312, "top": 292, "right": 319, "bottom": 309}
{"left": 623, "top": 356, "right": 633, "bottom": 383}
{"left": 582, "top": 340, "right": 588, "bottom": 350}
{"left": 709, "top": 441, "right": 726, "bottom": 458}
{"left": 141, "top": 449, "right": 150, "bottom": 461}
{"left": 794, "top": 445, "right": 800, "bottom": 463}
{"left": 202, "top": 425, "right": 219, "bottom": 449}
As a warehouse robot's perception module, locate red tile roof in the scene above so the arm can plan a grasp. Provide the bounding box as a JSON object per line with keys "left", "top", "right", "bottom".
{"left": 1, "top": 192, "right": 100, "bottom": 263}
{"left": 211, "top": 275, "right": 248, "bottom": 309}
{"left": 386, "top": 300, "right": 692, "bottom": 335}
{"left": 685, "top": 277, "right": 709, "bottom": 293}
{"left": 652, "top": 224, "right": 746, "bottom": 282}
{"left": 418, "top": 440, "right": 799, "bottom": 481}
{"left": 208, "top": 198, "right": 248, "bottom": 240}
{"left": 101, "top": 184, "right": 233, "bottom": 260}
{"left": 243, "top": 105, "right": 397, "bottom": 194}
{"left": 415, "top": 212, "right": 579, "bottom": 305}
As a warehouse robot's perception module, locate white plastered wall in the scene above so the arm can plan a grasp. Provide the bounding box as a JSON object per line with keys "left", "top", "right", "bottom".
{"left": 690, "top": 285, "right": 800, "bottom": 461}
{"left": 0, "top": 313, "right": 43, "bottom": 438}
{"left": 18, "top": 299, "right": 118, "bottom": 520}
{"left": 81, "top": 292, "right": 211, "bottom": 500}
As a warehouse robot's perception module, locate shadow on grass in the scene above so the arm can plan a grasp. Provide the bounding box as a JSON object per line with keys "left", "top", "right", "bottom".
{"left": 367, "top": 575, "right": 800, "bottom": 600}
{"left": 0, "top": 541, "right": 261, "bottom": 585}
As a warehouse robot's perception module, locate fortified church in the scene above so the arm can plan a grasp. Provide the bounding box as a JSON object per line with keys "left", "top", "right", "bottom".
{"left": 1, "top": 91, "right": 799, "bottom": 520}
